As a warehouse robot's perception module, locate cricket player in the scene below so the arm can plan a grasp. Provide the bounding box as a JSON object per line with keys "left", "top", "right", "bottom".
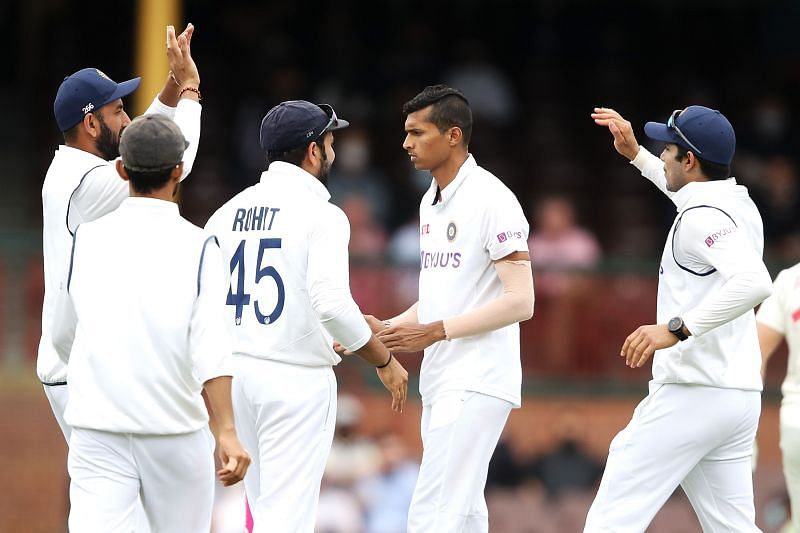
{"left": 41, "top": 24, "right": 201, "bottom": 442}
{"left": 757, "top": 263, "right": 800, "bottom": 531}
{"left": 205, "top": 100, "right": 408, "bottom": 532}
{"left": 369, "top": 85, "right": 534, "bottom": 532}
{"left": 51, "top": 113, "right": 250, "bottom": 532}
{"left": 587, "top": 106, "right": 773, "bottom": 532}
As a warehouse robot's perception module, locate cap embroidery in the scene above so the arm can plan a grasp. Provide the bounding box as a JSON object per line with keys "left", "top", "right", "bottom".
{"left": 82, "top": 103, "right": 94, "bottom": 114}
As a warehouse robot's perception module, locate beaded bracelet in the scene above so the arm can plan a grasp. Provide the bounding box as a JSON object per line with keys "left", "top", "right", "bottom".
{"left": 179, "top": 86, "right": 202, "bottom": 101}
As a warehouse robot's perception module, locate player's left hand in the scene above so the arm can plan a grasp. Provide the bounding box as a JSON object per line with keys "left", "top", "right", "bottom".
{"left": 621, "top": 324, "right": 678, "bottom": 368}
{"left": 377, "top": 322, "right": 445, "bottom": 353}
{"left": 216, "top": 429, "right": 251, "bottom": 486}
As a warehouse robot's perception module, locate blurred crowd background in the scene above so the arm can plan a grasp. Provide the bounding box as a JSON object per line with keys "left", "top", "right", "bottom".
{"left": 1, "top": 0, "right": 799, "bottom": 531}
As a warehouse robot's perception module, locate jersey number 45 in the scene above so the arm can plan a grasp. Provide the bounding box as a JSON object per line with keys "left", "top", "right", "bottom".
{"left": 227, "top": 238, "right": 285, "bottom": 325}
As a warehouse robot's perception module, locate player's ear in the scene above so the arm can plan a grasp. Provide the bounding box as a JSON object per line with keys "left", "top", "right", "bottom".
{"left": 115, "top": 159, "right": 129, "bottom": 181}
{"left": 84, "top": 113, "right": 99, "bottom": 139}
{"left": 448, "top": 126, "right": 463, "bottom": 147}
{"left": 170, "top": 162, "right": 184, "bottom": 182}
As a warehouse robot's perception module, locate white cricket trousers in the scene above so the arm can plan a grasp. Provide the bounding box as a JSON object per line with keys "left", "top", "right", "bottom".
{"left": 407, "top": 391, "right": 513, "bottom": 533}
{"left": 584, "top": 383, "right": 761, "bottom": 533}
{"left": 231, "top": 356, "right": 337, "bottom": 533}
{"left": 780, "top": 398, "right": 800, "bottom": 532}
{"left": 67, "top": 427, "right": 215, "bottom": 533}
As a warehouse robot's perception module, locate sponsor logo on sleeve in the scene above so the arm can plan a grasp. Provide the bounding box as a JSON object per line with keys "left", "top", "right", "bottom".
{"left": 497, "top": 230, "right": 523, "bottom": 243}
{"left": 704, "top": 226, "right": 736, "bottom": 247}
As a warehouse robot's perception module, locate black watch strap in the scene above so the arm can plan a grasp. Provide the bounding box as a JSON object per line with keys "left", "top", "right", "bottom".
{"left": 668, "top": 317, "right": 689, "bottom": 341}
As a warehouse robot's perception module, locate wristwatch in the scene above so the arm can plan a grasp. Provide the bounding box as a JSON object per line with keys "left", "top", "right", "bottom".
{"left": 668, "top": 317, "right": 689, "bottom": 341}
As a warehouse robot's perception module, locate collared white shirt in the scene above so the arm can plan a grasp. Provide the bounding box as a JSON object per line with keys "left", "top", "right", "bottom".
{"left": 52, "top": 197, "right": 230, "bottom": 434}
{"left": 38, "top": 97, "right": 201, "bottom": 384}
{"left": 417, "top": 155, "right": 529, "bottom": 407}
{"left": 205, "top": 161, "right": 371, "bottom": 366}
{"left": 757, "top": 263, "right": 800, "bottom": 398}
{"left": 632, "top": 148, "right": 771, "bottom": 390}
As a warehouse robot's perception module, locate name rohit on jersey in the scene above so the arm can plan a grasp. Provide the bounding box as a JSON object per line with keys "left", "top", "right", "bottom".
{"left": 421, "top": 250, "right": 462, "bottom": 269}
{"left": 231, "top": 206, "right": 280, "bottom": 232}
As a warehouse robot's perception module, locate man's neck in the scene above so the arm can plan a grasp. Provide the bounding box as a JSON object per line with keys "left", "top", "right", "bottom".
{"left": 66, "top": 140, "right": 104, "bottom": 159}
{"left": 431, "top": 152, "right": 469, "bottom": 191}
{"left": 129, "top": 187, "right": 176, "bottom": 203}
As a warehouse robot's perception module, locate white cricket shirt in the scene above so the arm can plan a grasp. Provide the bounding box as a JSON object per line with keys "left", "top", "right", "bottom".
{"left": 417, "top": 155, "right": 529, "bottom": 407}
{"left": 757, "top": 263, "right": 800, "bottom": 398}
{"left": 632, "top": 148, "right": 772, "bottom": 390}
{"left": 38, "top": 97, "right": 201, "bottom": 384}
{"left": 205, "top": 162, "right": 371, "bottom": 366}
{"left": 53, "top": 198, "right": 231, "bottom": 434}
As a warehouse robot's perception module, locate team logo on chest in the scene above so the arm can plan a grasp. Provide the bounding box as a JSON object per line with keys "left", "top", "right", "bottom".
{"left": 446, "top": 221, "right": 457, "bottom": 242}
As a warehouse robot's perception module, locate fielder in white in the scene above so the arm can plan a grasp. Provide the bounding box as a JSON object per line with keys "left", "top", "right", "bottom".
{"left": 205, "top": 100, "right": 408, "bottom": 532}
{"left": 51, "top": 113, "right": 250, "bottom": 533}
{"left": 369, "top": 85, "right": 534, "bottom": 533}
{"left": 587, "top": 106, "right": 773, "bottom": 532}
{"left": 757, "top": 263, "right": 800, "bottom": 531}
{"left": 41, "top": 24, "right": 201, "bottom": 442}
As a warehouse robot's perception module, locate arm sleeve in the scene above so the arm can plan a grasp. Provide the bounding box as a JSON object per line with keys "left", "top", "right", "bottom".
{"left": 676, "top": 208, "right": 773, "bottom": 337}
{"left": 67, "top": 165, "right": 128, "bottom": 233}
{"left": 307, "top": 206, "right": 372, "bottom": 351}
{"left": 51, "top": 232, "right": 80, "bottom": 362}
{"left": 482, "top": 189, "right": 529, "bottom": 261}
{"left": 756, "top": 270, "right": 788, "bottom": 334}
{"left": 443, "top": 260, "right": 535, "bottom": 339}
{"left": 630, "top": 146, "right": 676, "bottom": 202}
{"left": 144, "top": 96, "right": 202, "bottom": 180}
{"left": 190, "top": 238, "right": 233, "bottom": 384}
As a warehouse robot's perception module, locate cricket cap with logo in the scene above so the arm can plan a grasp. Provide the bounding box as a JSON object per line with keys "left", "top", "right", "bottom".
{"left": 643, "top": 105, "right": 736, "bottom": 166}
{"left": 259, "top": 100, "right": 349, "bottom": 152}
{"left": 53, "top": 68, "right": 141, "bottom": 132}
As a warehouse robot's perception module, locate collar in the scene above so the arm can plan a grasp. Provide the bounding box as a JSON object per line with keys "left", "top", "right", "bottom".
{"left": 432, "top": 154, "right": 476, "bottom": 206}
{"left": 671, "top": 177, "right": 740, "bottom": 210}
{"left": 260, "top": 161, "right": 330, "bottom": 201}
{"left": 121, "top": 196, "right": 180, "bottom": 215}
{"left": 57, "top": 144, "right": 112, "bottom": 166}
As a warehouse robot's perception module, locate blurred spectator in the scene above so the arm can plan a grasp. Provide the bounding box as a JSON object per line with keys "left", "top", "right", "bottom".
{"left": 486, "top": 435, "right": 526, "bottom": 490}
{"left": 528, "top": 195, "right": 602, "bottom": 371}
{"left": 356, "top": 432, "right": 420, "bottom": 533}
{"left": 751, "top": 156, "right": 800, "bottom": 262}
{"left": 527, "top": 411, "right": 603, "bottom": 500}
{"left": 339, "top": 194, "right": 388, "bottom": 263}
{"left": 328, "top": 126, "right": 393, "bottom": 226}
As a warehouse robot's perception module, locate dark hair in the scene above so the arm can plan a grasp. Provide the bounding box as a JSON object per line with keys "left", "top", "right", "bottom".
{"left": 266, "top": 132, "right": 330, "bottom": 167}
{"left": 125, "top": 167, "right": 174, "bottom": 194}
{"left": 63, "top": 123, "right": 80, "bottom": 144}
{"left": 674, "top": 145, "right": 730, "bottom": 180}
{"left": 402, "top": 84, "right": 472, "bottom": 146}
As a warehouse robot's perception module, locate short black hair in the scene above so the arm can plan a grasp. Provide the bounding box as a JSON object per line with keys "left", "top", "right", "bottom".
{"left": 125, "top": 167, "right": 174, "bottom": 194}
{"left": 266, "top": 132, "right": 330, "bottom": 168}
{"left": 675, "top": 145, "right": 730, "bottom": 181}
{"left": 402, "top": 84, "right": 472, "bottom": 146}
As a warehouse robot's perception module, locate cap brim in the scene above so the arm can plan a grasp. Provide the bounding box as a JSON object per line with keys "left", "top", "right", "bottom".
{"left": 643, "top": 121, "right": 680, "bottom": 144}
{"left": 105, "top": 77, "right": 141, "bottom": 106}
{"left": 327, "top": 117, "right": 350, "bottom": 132}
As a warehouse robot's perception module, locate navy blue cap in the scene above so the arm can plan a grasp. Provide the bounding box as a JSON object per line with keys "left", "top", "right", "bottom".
{"left": 644, "top": 105, "right": 736, "bottom": 166}
{"left": 259, "top": 100, "right": 349, "bottom": 152}
{"left": 53, "top": 68, "right": 141, "bottom": 132}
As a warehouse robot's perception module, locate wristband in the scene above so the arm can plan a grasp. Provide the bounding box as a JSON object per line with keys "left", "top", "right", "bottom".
{"left": 376, "top": 353, "right": 393, "bottom": 369}
{"left": 179, "top": 86, "right": 202, "bottom": 101}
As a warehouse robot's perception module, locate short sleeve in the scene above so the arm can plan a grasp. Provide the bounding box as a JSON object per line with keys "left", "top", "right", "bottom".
{"left": 482, "top": 189, "right": 530, "bottom": 261}
{"left": 673, "top": 206, "right": 763, "bottom": 280}
{"left": 756, "top": 270, "right": 788, "bottom": 334}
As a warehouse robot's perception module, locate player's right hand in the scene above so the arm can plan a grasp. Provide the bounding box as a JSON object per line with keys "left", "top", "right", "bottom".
{"left": 216, "top": 429, "right": 251, "bottom": 487}
{"left": 376, "top": 356, "right": 408, "bottom": 413}
{"left": 166, "top": 24, "right": 200, "bottom": 88}
{"left": 590, "top": 107, "right": 639, "bottom": 161}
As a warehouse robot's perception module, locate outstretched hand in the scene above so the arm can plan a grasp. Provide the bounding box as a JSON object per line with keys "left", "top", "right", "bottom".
{"left": 376, "top": 322, "right": 445, "bottom": 353}
{"left": 166, "top": 23, "right": 200, "bottom": 88}
{"left": 590, "top": 107, "right": 639, "bottom": 161}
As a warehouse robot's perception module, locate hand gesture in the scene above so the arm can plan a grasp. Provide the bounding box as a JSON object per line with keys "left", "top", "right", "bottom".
{"left": 376, "top": 322, "right": 445, "bottom": 353}
{"left": 590, "top": 107, "right": 639, "bottom": 161}
{"left": 620, "top": 324, "right": 679, "bottom": 368}
{"left": 216, "top": 429, "right": 251, "bottom": 487}
{"left": 376, "top": 355, "right": 409, "bottom": 412}
{"left": 166, "top": 24, "right": 200, "bottom": 88}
